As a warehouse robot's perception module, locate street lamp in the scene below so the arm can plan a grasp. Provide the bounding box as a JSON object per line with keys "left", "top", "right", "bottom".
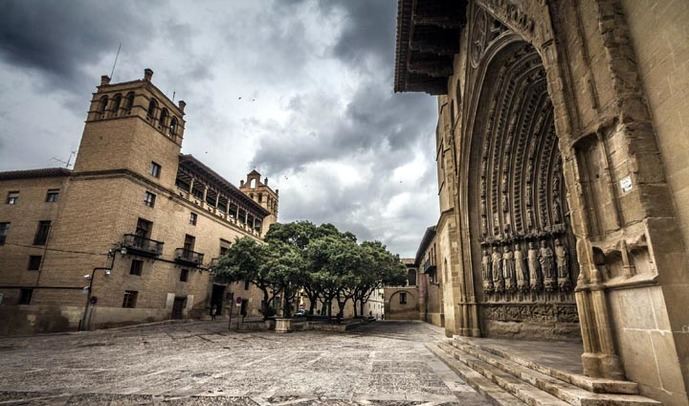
{"left": 79, "top": 248, "right": 119, "bottom": 331}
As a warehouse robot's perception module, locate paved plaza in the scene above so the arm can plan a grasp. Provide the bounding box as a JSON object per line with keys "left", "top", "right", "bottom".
{"left": 0, "top": 320, "right": 490, "bottom": 405}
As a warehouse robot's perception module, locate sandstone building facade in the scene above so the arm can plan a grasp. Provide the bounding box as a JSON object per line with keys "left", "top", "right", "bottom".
{"left": 0, "top": 70, "right": 277, "bottom": 334}
{"left": 395, "top": 0, "right": 689, "bottom": 404}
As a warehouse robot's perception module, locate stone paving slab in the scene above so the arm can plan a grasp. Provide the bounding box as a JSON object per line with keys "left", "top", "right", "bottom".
{"left": 0, "top": 321, "right": 491, "bottom": 405}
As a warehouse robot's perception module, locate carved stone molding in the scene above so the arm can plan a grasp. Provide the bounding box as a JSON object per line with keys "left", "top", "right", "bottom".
{"left": 466, "top": 10, "right": 578, "bottom": 325}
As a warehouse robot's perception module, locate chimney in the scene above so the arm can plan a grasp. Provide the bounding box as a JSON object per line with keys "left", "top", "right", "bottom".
{"left": 240, "top": 180, "right": 245, "bottom": 187}
{"left": 144, "top": 68, "right": 154, "bottom": 81}
{"left": 178, "top": 100, "right": 186, "bottom": 113}
{"left": 100, "top": 75, "right": 111, "bottom": 86}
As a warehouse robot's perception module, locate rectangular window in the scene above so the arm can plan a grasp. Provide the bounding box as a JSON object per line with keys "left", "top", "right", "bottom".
{"left": 19, "top": 288, "right": 33, "bottom": 305}
{"left": 144, "top": 191, "right": 156, "bottom": 208}
{"left": 6, "top": 191, "right": 19, "bottom": 205}
{"left": 150, "top": 162, "right": 161, "bottom": 178}
{"left": 33, "top": 221, "right": 51, "bottom": 245}
{"left": 219, "top": 239, "right": 231, "bottom": 256}
{"left": 136, "top": 218, "right": 152, "bottom": 239}
{"left": 180, "top": 269, "right": 189, "bottom": 282}
{"left": 130, "top": 259, "right": 143, "bottom": 276}
{"left": 27, "top": 255, "right": 42, "bottom": 271}
{"left": 189, "top": 212, "right": 198, "bottom": 225}
{"left": 122, "top": 290, "right": 138, "bottom": 308}
{"left": 45, "top": 189, "right": 59, "bottom": 203}
{"left": 0, "top": 222, "right": 9, "bottom": 245}
{"left": 399, "top": 292, "right": 407, "bottom": 305}
{"left": 183, "top": 234, "right": 196, "bottom": 252}
{"left": 244, "top": 280, "right": 250, "bottom": 290}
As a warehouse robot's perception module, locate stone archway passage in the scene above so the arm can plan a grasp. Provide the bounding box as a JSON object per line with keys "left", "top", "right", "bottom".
{"left": 467, "top": 23, "right": 579, "bottom": 339}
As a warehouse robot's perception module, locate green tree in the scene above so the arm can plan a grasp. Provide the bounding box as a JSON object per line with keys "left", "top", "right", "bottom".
{"left": 215, "top": 221, "right": 406, "bottom": 321}
{"left": 214, "top": 238, "right": 275, "bottom": 317}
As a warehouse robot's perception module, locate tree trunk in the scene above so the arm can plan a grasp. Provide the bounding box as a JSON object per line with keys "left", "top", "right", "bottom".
{"left": 308, "top": 295, "right": 318, "bottom": 314}
{"left": 261, "top": 289, "right": 270, "bottom": 320}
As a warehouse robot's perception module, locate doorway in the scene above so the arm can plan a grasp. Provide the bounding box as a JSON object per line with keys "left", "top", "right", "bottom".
{"left": 171, "top": 296, "right": 186, "bottom": 319}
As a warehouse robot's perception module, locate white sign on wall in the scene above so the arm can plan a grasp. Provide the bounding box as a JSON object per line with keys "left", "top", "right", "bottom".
{"left": 620, "top": 176, "right": 633, "bottom": 194}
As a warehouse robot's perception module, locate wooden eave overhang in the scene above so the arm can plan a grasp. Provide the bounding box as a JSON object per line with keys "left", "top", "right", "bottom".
{"left": 414, "top": 225, "right": 437, "bottom": 267}
{"left": 394, "top": 0, "right": 468, "bottom": 95}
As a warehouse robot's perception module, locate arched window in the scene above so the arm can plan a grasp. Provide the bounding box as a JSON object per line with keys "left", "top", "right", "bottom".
{"left": 97, "top": 95, "right": 108, "bottom": 118}
{"left": 159, "top": 108, "right": 169, "bottom": 131}
{"left": 124, "top": 92, "right": 135, "bottom": 114}
{"left": 111, "top": 94, "right": 122, "bottom": 116}
{"left": 170, "top": 117, "right": 178, "bottom": 136}
{"left": 146, "top": 99, "right": 158, "bottom": 121}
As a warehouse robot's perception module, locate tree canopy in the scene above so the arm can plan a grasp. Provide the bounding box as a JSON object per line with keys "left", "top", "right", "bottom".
{"left": 214, "top": 221, "right": 406, "bottom": 319}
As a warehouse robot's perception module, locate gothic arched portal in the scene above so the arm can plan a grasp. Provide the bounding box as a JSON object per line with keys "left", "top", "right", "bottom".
{"left": 465, "top": 9, "right": 579, "bottom": 339}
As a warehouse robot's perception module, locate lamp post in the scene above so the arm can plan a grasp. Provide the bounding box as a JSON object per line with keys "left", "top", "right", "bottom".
{"left": 79, "top": 247, "right": 121, "bottom": 331}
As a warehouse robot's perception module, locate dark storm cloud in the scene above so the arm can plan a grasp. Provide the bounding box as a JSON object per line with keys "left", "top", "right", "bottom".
{"left": 251, "top": 0, "right": 434, "bottom": 174}
{"left": 0, "top": 0, "right": 155, "bottom": 92}
{"left": 325, "top": 1, "right": 397, "bottom": 69}
{"left": 250, "top": 77, "right": 435, "bottom": 174}
{"left": 0, "top": 0, "right": 440, "bottom": 256}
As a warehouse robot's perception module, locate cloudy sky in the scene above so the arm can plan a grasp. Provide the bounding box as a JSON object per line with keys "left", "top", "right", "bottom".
{"left": 0, "top": 0, "right": 439, "bottom": 257}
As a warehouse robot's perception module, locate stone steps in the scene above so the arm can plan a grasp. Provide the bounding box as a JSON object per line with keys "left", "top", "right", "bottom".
{"left": 429, "top": 339, "right": 662, "bottom": 406}
{"left": 427, "top": 342, "right": 528, "bottom": 405}
{"left": 452, "top": 337, "right": 639, "bottom": 394}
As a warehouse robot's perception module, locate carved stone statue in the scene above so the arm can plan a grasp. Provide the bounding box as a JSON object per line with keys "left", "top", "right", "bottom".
{"left": 553, "top": 196, "right": 563, "bottom": 224}
{"left": 481, "top": 248, "right": 494, "bottom": 293}
{"left": 528, "top": 241, "right": 541, "bottom": 290}
{"left": 539, "top": 239, "right": 556, "bottom": 292}
{"left": 555, "top": 238, "right": 571, "bottom": 291}
{"left": 502, "top": 245, "right": 516, "bottom": 292}
{"left": 514, "top": 243, "right": 528, "bottom": 292}
{"left": 491, "top": 246, "right": 504, "bottom": 293}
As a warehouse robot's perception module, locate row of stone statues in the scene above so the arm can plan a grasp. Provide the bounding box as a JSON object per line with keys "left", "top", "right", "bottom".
{"left": 481, "top": 238, "right": 571, "bottom": 294}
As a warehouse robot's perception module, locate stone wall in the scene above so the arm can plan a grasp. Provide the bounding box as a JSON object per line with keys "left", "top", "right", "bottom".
{"left": 394, "top": 0, "right": 689, "bottom": 403}
{"left": 0, "top": 73, "right": 269, "bottom": 335}
{"left": 384, "top": 287, "right": 419, "bottom": 320}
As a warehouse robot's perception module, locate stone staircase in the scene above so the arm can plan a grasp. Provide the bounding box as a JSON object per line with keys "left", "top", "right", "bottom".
{"left": 428, "top": 337, "right": 662, "bottom": 406}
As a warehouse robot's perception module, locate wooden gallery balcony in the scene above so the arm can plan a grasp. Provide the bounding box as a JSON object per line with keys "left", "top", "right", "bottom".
{"left": 174, "top": 248, "right": 205, "bottom": 267}
{"left": 121, "top": 234, "right": 164, "bottom": 258}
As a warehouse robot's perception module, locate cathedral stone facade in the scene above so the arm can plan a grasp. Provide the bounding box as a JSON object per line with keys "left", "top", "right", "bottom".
{"left": 395, "top": 0, "right": 689, "bottom": 404}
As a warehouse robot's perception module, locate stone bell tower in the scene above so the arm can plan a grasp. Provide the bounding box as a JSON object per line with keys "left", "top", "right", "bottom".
{"left": 73, "top": 68, "right": 187, "bottom": 191}
{"left": 239, "top": 170, "right": 279, "bottom": 233}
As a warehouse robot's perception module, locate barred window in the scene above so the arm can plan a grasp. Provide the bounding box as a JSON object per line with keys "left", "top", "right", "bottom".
{"left": 122, "top": 291, "right": 138, "bottom": 308}
{"left": 33, "top": 221, "right": 51, "bottom": 245}
{"left": 45, "top": 189, "right": 59, "bottom": 203}
{"left": 150, "top": 162, "right": 161, "bottom": 178}
{"left": 144, "top": 192, "right": 156, "bottom": 208}
{"left": 27, "top": 255, "right": 42, "bottom": 271}
{"left": 6, "top": 191, "right": 19, "bottom": 205}
{"left": 130, "top": 260, "right": 143, "bottom": 276}
{"left": 0, "top": 222, "right": 9, "bottom": 245}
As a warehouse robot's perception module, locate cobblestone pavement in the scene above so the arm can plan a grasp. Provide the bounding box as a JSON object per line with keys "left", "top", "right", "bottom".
{"left": 0, "top": 320, "right": 490, "bottom": 405}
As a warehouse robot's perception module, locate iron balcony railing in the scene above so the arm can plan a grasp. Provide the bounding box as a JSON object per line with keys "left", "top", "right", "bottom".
{"left": 174, "top": 248, "right": 205, "bottom": 267}
{"left": 122, "top": 234, "right": 164, "bottom": 257}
